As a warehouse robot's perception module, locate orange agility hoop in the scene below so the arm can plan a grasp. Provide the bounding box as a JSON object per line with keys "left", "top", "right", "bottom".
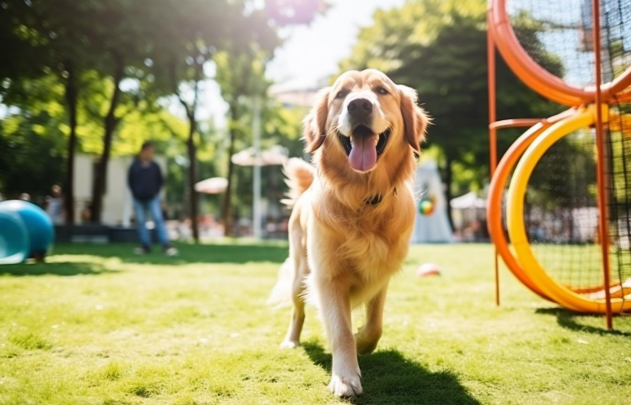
{"left": 486, "top": 108, "right": 578, "bottom": 301}
{"left": 506, "top": 105, "right": 631, "bottom": 313}
{"left": 488, "top": 0, "right": 631, "bottom": 106}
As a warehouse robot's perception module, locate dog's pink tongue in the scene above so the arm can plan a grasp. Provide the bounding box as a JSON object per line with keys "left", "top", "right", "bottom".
{"left": 349, "top": 133, "right": 377, "bottom": 172}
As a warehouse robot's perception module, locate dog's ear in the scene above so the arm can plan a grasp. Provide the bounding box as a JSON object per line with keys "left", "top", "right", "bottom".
{"left": 398, "top": 85, "right": 429, "bottom": 154}
{"left": 303, "top": 87, "right": 331, "bottom": 153}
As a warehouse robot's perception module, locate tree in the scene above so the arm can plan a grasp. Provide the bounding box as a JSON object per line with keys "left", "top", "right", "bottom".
{"left": 88, "top": 0, "right": 158, "bottom": 222}
{"left": 0, "top": 75, "right": 67, "bottom": 200}
{"left": 0, "top": 0, "right": 108, "bottom": 224}
{"left": 265, "top": 0, "right": 326, "bottom": 25}
{"left": 214, "top": 0, "right": 325, "bottom": 236}
{"left": 147, "top": 0, "right": 281, "bottom": 240}
{"left": 340, "top": 0, "right": 564, "bottom": 226}
{"left": 215, "top": 46, "right": 273, "bottom": 236}
{"left": 146, "top": 0, "right": 276, "bottom": 241}
{"left": 0, "top": 71, "right": 190, "bottom": 205}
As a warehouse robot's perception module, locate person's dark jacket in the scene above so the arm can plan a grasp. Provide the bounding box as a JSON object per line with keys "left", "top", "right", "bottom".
{"left": 127, "top": 160, "right": 163, "bottom": 201}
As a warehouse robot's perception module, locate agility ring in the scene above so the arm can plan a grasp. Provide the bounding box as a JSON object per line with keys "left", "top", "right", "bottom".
{"left": 506, "top": 105, "right": 631, "bottom": 313}
{"left": 486, "top": 109, "right": 578, "bottom": 302}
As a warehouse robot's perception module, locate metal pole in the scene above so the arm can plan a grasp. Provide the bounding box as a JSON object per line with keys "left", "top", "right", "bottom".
{"left": 252, "top": 97, "right": 262, "bottom": 239}
{"left": 591, "top": 0, "right": 614, "bottom": 329}
{"left": 488, "top": 10, "right": 500, "bottom": 307}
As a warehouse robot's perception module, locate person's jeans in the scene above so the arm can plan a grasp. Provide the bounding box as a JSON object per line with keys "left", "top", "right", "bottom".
{"left": 133, "top": 197, "right": 169, "bottom": 247}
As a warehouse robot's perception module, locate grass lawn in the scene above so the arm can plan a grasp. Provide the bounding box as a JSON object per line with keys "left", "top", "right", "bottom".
{"left": 0, "top": 242, "right": 630, "bottom": 405}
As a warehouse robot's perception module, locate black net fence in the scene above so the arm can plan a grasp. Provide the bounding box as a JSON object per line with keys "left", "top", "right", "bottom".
{"left": 524, "top": 106, "right": 631, "bottom": 302}
{"left": 605, "top": 103, "right": 631, "bottom": 301}
{"left": 524, "top": 128, "right": 608, "bottom": 294}
{"left": 507, "top": 0, "right": 631, "bottom": 89}
{"left": 499, "top": 112, "right": 631, "bottom": 303}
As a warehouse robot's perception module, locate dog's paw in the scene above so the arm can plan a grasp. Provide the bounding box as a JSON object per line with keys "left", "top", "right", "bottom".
{"left": 355, "top": 336, "right": 378, "bottom": 355}
{"left": 328, "top": 372, "right": 362, "bottom": 397}
{"left": 355, "top": 328, "right": 381, "bottom": 355}
{"left": 280, "top": 339, "right": 300, "bottom": 349}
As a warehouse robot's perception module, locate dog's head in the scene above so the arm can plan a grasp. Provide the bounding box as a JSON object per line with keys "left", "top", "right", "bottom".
{"left": 303, "top": 69, "right": 428, "bottom": 174}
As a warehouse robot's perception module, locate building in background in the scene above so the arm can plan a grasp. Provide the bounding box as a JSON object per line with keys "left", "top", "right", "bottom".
{"left": 73, "top": 154, "right": 167, "bottom": 226}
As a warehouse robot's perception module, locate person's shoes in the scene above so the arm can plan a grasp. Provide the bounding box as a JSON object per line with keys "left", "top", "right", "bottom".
{"left": 164, "top": 245, "right": 178, "bottom": 257}
{"left": 134, "top": 245, "right": 151, "bottom": 255}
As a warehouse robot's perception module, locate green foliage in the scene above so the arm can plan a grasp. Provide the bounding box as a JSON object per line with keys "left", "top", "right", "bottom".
{"left": 0, "top": 70, "right": 191, "bottom": 200}
{"left": 0, "top": 113, "right": 65, "bottom": 199}
{"left": 0, "top": 0, "right": 316, "bottom": 226}
{"left": 527, "top": 131, "right": 597, "bottom": 211}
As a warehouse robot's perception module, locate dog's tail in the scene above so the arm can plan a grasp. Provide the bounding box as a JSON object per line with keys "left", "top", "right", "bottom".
{"left": 280, "top": 158, "right": 314, "bottom": 208}
{"left": 268, "top": 158, "right": 313, "bottom": 307}
{"left": 267, "top": 257, "right": 294, "bottom": 307}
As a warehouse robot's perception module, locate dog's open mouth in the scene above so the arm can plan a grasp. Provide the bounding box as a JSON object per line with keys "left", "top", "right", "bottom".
{"left": 338, "top": 125, "right": 391, "bottom": 172}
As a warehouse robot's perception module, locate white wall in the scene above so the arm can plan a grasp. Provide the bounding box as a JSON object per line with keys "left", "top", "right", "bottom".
{"left": 74, "top": 154, "right": 167, "bottom": 226}
{"left": 411, "top": 161, "right": 454, "bottom": 243}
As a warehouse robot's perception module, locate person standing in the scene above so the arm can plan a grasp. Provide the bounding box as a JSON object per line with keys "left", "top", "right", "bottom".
{"left": 45, "top": 185, "right": 64, "bottom": 224}
{"left": 128, "top": 141, "right": 178, "bottom": 256}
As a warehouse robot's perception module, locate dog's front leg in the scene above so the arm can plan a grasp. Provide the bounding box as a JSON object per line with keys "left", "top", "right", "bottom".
{"left": 314, "top": 278, "right": 362, "bottom": 397}
{"left": 356, "top": 283, "right": 387, "bottom": 355}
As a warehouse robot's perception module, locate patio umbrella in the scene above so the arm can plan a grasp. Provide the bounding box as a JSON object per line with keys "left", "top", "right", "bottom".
{"left": 231, "top": 145, "right": 288, "bottom": 167}
{"left": 231, "top": 139, "right": 289, "bottom": 239}
{"left": 194, "top": 177, "right": 228, "bottom": 194}
{"left": 450, "top": 191, "right": 486, "bottom": 209}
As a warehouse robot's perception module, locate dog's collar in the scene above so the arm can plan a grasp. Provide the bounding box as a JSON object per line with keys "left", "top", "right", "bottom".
{"left": 364, "top": 188, "right": 397, "bottom": 206}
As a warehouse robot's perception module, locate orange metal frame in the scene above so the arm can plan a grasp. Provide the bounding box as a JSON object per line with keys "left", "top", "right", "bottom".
{"left": 486, "top": 109, "right": 578, "bottom": 302}
{"left": 487, "top": 21, "right": 499, "bottom": 306}
{"left": 487, "top": 0, "right": 620, "bottom": 328}
{"left": 590, "top": 0, "right": 614, "bottom": 328}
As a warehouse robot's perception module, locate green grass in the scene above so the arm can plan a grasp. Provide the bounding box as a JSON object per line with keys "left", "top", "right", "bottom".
{"left": 0, "top": 243, "right": 630, "bottom": 405}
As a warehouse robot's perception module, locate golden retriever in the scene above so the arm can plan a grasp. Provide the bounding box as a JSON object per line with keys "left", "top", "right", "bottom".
{"left": 269, "top": 69, "right": 428, "bottom": 397}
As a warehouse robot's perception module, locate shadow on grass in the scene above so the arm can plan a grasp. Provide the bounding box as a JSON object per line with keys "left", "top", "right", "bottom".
{"left": 51, "top": 242, "right": 288, "bottom": 265}
{"left": 302, "top": 341, "right": 481, "bottom": 405}
{"left": 535, "top": 307, "right": 631, "bottom": 337}
{"left": 0, "top": 262, "right": 117, "bottom": 277}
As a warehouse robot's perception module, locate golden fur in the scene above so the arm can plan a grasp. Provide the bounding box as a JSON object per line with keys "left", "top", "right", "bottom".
{"left": 269, "top": 69, "right": 428, "bottom": 397}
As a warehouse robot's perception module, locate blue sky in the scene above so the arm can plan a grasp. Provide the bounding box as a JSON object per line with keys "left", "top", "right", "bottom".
{"left": 267, "top": 0, "right": 406, "bottom": 83}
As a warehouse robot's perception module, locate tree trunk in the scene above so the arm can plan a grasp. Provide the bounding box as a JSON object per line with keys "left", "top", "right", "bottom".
{"left": 63, "top": 60, "right": 78, "bottom": 226}
{"left": 444, "top": 154, "right": 455, "bottom": 230}
{"left": 168, "top": 57, "right": 202, "bottom": 242}
{"left": 221, "top": 104, "right": 238, "bottom": 237}
{"left": 91, "top": 57, "right": 124, "bottom": 223}
{"left": 187, "top": 120, "right": 200, "bottom": 242}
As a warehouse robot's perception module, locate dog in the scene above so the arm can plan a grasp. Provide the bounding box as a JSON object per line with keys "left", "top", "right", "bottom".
{"left": 269, "top": 69, "right": 428, "bottom": 397}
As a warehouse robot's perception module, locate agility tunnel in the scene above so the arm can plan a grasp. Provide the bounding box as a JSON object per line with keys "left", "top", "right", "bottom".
{"left": 0, "top": 200, "right": 55, "bottom": 263}
{"left": 487, "top": 0, "right": 631, "bottom": 326}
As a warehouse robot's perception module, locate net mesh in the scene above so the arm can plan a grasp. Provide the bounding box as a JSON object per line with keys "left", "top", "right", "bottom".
{"left": 605, "top": 104, "right": 631, "bottom": 301}
{"left": 525, "top": 128, "right": 608, "bottom": 293}
{"left": 507, "top": 0, "right": 631, "bottom": 89}
{"left": 522, "top": 109, "right": 631, "bottom": 302}
{"left": 500, "top": 114, "right": 631, "bottom": 303}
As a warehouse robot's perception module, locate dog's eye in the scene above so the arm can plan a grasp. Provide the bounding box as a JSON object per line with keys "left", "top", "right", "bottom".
{"left": 336, "top": 90, "right": 348, "bottom": 99}
{"left": 375, "top": 86, "right": 389, "bottom": 95}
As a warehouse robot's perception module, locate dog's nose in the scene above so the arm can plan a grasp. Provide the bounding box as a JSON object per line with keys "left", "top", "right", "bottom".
{"left": 347, "top": 98, "right": 373, "bottom": 117}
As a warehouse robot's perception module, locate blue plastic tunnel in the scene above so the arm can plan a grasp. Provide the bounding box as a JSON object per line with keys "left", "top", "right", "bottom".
{"left": 0, "top": 210, "right": 30, "bottom": 264}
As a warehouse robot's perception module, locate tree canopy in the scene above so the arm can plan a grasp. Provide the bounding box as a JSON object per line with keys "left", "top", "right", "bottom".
{"left": 0, "top": 0, "right": 321, "bottom": 237}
